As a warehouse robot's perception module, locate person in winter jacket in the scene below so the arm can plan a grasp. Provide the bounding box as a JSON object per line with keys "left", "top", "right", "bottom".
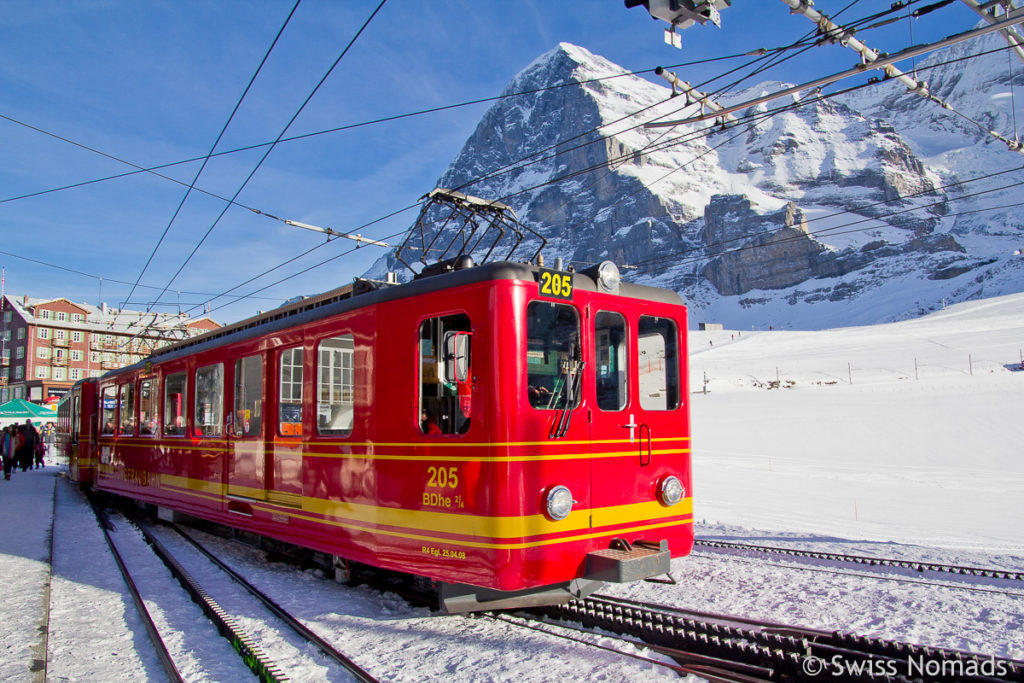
{"left": 1, "top": 425, "right": 15, "bottom": 480}
{"left": 16, "top": 420, "right": 39, "bottom": 472}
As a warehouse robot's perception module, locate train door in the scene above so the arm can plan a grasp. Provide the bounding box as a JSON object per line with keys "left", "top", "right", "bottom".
{"left": 587, "top": 307, "right": 686, "bottom": 522}
{"left": 269, "top": 344, "right": 304, "bottom": 508}
{"left": 226, "top": 353, "right": 266, "bottom": 507}
{"left": 523, "top": 299, "right": 592, "bottom": 517}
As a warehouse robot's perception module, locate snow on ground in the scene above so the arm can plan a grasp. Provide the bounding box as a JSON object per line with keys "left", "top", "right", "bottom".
{"left": 688, "top": 291, "right": 1024, "bottom": 551}
{"left": 0, "top": 292, "right": 1022, "bottom": 679}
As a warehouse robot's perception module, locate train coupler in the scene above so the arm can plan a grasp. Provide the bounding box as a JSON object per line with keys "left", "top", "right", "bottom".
{"left": 584, "top": 539, "right": 670, "bottom": 583}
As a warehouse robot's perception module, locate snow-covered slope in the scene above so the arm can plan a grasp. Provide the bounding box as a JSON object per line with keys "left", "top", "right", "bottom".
{"left": 367, "top": 39, "right": 1024, "bottom": 329}
{"left": 689, "top": 291, "right": 1024, "bottom": 550}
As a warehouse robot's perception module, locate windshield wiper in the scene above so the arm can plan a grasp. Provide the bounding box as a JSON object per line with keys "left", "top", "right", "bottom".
{"left": 550, "top": 344, "right": 583, "bottom": 439}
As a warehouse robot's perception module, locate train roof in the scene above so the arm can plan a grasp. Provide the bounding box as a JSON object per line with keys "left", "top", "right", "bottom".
{"left": 106, "top": 261, "right": 683, "bottom": 373}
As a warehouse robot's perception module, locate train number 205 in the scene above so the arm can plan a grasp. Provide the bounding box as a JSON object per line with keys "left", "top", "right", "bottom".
{"left": 538, "top": 268, "right": 573, "bottom": 299}
{"left": 427, "top": 466, "right": 459, "bottom": 489}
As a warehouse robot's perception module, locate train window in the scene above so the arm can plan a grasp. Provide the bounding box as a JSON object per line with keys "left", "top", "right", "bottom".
{"left": 419, "top": 314, "right": 471, "bottom": 435}
{"left": 118, "top": 383, "right": 136, "bottom": 435}
{"left": 595, "top": 311, "right": 628, "bottom": 411}
{"left": 638, "top": 316, "right": 680, "bottom": 411}
{"left": 279, "top": 347, "right": 303, "bottom": 436}
{"left": 100, "top": 385, "right": 116, "bottom": 434}
{"left": 71, "top": 395, "right": 80, "bottom": 444}
{"left": 138, "top": 379, "right": 158, "bottom": 436}
{"left": 195, "top": 364, "right": 224, "bottom": 437}
{"left": 526, "top": 302, "right": 581, "bottom": 410}
{"left": 233, "top": 355, "right": 263, "bottom": 438}
{"left": 163, "top": 372, "right": 187, "bottom": 436}
{"left": 317, "top": 336, "right": 354, "bottom": 435}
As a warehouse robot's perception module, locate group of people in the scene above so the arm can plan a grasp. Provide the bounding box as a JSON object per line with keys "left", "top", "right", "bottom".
{"left": 1, "top": 420, "right": 46, "bottom": 480}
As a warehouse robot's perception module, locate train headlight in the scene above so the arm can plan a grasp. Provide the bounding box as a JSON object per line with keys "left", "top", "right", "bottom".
{"left": 595, "top": 260, "right": 621, "bottom": 293}
{"left": 545, "top": 485, "right": 574, "bottom": 521}
{"left": 658, "top": 476, "right": 685, "bottom": 507}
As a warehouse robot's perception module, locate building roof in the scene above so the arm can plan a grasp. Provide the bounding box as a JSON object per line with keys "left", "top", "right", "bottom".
{"left": 2, "top": 294, "right": 219, "bottom": 342}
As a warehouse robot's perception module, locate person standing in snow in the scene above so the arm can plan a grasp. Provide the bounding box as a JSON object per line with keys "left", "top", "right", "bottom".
{"left": 16, "top": 420, "right": 38, "bottom": 472}
{"left": 1, "top": 425, "right": 14, "bottom": 480}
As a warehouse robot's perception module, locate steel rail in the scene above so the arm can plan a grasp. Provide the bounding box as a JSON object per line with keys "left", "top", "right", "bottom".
{"left": 167, "top": 524, "right": 380, "bottom": 683}
{"left": 528, "top": 594, "right": 1024, "bottom": 681}
{"left": 126, "top": 516, "right": 288, "bottom": 682}
{"left": 694, "top": 539, "right": 1024, "bottom": 581}
{"left": 88, "top": 501, "right": 185, "bottom": 683}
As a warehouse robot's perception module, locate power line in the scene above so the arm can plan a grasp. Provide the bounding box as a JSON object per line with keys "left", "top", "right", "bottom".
{"left": 121, "top": 0, "right": 303, "bottom": 310}
{"left": 144, "top": 0, "right": 389, "bottom": 315}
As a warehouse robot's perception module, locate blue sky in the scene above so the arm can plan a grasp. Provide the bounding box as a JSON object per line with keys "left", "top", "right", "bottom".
{"left": 0, "top": 0, "right": 991, "bottom": 323}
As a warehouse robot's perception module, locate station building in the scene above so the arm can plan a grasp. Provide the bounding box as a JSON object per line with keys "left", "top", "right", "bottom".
{"left": 0, "top": 294, "right": 220, "bottom": 404}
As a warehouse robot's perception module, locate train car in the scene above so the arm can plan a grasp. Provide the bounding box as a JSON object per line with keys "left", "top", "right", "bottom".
{"left": 56, "top": 377, "right": 99, "bottom": 485}
{"left": 80, "top": 259, "right": 693, "bottom": 611}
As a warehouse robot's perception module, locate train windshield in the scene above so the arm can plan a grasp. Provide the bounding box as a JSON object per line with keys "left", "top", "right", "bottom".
{"left": 526, "top": 301, "right": 581, "bottom": 410}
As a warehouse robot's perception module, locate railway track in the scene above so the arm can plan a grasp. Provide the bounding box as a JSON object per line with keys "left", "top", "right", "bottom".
{"left": 524, "top": 594, "right": 1024, "bottom": 682}
{"left": 694, "top": 539, "right": 1024, "bottom": 582}
{"left": 89, "top": 498, "right": 379, "bottom": 682}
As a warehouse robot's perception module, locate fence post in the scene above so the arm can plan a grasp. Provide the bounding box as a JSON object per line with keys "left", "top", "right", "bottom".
{"left": 914, "top": 357, "right": 918, "bottom": 380}
{"left": 969, "top": 354, "right": 973, "bottom": 376}
{"left": 848, "top": 362, "right": 852, "bottom": 385}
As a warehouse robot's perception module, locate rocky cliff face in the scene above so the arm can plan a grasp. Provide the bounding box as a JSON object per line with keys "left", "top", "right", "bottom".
{"left": 367, "top": 39, "right": 1024, "bottom": 329}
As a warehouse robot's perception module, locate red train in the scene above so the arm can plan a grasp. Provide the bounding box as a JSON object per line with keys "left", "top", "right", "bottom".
{"left": 57, "top": 259, "right": 692, "bottom": 611}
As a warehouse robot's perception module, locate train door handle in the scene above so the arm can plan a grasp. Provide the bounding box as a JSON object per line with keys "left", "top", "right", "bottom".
{"left": 621, "top": 414, "right": 638, "bottom": 442}
{"left": 639, "top": 424, "right": 652, "bottom": 466}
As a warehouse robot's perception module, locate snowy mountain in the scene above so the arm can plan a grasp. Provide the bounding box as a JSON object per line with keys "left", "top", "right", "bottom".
{"left": 367, "top": 39, "right": 1024, "bottom": 329}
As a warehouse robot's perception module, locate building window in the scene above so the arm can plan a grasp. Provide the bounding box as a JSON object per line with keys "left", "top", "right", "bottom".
{"left": 15, "top": 366, "right": 24, "bottom": 379}
{"left": 2, "top": 311, "right": 10, "bottom": 322}
{"left": 37, "top": 328, "right": 48, "bottom": 340}
{"left": 57, "top": 311, "right": 67, "bottom": 322}
{"left": 37, "top": 347, "right": 50, "bottom": 360}
{"left": 72, "top": 313, "right": 84, "bottom": 323}
{"left": 2, "top": 330, "right": 9, "bottom": 342}
{"left": 55, "top": 349, "right": 66, "bottom": 361}
{"left": 71, "top": 350, "right": 82, "bottom": 362}
{"left": 70, "top": 368, "right": 82, "bottom": 381}
{"left": 90, "top": 351, "right": 99, "bottom": 363}
{"left": 89, "top": 369, "right": 101, "bottom": 378}
{"left": 318, "top": 335, "right": 354, "bottom": 436}
{"left": 13, "top": 386, "right": 23, "bottom": 398}
{"left": 15, "top": 346, "right": 24, "bottom": 359}
{"left": 17, "top": 327, "right": 25, "bottom": 340}
{"left": 72, "top": 331, "right": 82, "bottom": 342}
{"left": 55, "top": 329, "right": 65, "bottom": 341}
{"left": 39, "top": 310, "right": 51, "bottom": 320}
{"left": 35, "top": 366, "right": 49, "bottom": 379}
{"left": 53, "top": 367, "right": 66, "bottom": 381}
{"left": 0, "top": 368, "right": 8, "bottom": 380}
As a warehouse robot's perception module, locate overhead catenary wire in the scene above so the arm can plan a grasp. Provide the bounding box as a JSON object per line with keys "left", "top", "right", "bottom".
{"left": 19, "top": 1, "right": 1003, "bottom": 321}
{"left": 143, "top": 0, "right": 390, "bottom": 316}
{"left": 630, "top": 170, "right": 1024, "bottom": 274}
{"left": 168, "top": 43, "right": 1022, "bottom": 318}
{"left": 120, "top": 0, "right": 304, "bottom": 311}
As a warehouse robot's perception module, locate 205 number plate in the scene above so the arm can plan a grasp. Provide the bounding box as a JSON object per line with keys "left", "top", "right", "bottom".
{"left": 538, "top": 268, "right": 573, "bottom": 299}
